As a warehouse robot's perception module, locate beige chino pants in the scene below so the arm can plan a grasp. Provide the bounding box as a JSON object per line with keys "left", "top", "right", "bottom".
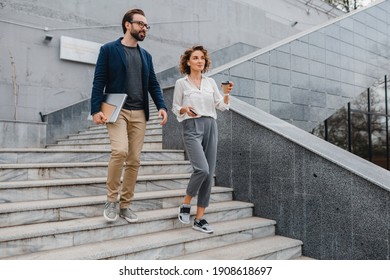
{"left": 106, "top": 109, "right": 146, "bottom": 209}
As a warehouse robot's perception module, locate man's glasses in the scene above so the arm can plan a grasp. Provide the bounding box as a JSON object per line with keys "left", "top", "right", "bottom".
{"left": 129, "top": 20, "right": 151, "bottom": 30}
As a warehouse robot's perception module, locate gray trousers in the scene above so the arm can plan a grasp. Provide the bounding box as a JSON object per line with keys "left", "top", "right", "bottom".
{"left": 182, "top": 117, "right": 218, "bottom": 207}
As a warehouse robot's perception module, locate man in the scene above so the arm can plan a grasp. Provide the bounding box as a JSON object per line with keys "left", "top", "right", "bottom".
{"left": 90, "top": 8, "right": 168, "bottom": 223}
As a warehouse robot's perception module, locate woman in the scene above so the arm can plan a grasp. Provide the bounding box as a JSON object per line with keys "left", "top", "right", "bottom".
{"left": 172, "top": 45, "right": 233, "bottom": 234}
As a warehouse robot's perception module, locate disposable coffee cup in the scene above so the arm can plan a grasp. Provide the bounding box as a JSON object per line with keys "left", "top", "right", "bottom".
{"left": 221, "top": 81, "right": 230, "bottom": 94}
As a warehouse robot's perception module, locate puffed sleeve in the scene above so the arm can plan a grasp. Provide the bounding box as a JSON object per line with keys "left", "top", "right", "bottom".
{"left": 172, "top": 79, "right": 186, "bottom": 118}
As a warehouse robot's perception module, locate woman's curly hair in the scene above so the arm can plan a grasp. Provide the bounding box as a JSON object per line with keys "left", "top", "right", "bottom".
{"left": 179, "top": 45, "right": 211, "bottom": 75}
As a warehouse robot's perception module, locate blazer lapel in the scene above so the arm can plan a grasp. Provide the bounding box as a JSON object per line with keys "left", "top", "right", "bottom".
{"left": 138, "top": 46, "right": 148, "bottom": 90}
{"left": 115, "top": 39, "right": 127, "bottom": 69}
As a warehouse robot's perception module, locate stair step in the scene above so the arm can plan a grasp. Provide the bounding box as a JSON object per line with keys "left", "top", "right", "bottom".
{"left": 55, "top": 134, "right": 162, "bottom": 145}
{"left": 0, "top": 173, "right": 193, "bottom": 202}
{"left": 0, "top": 106, "right": 305, "bottom": 260}
{"left": 0, "top": 148, "right": 185, "bottom": 164}
{"left": 80, "top": 122, "right": 161, "bottom": 134}
{"left": 79, "top": 123, "right": 161, "bottom": 134}
{"left": 2, "top": 215, "right": 275, "bottom": 260}
{"left": 0, "top": 187, "right": 233, "bottom": 228}
{"left": 172, "top": 235, "right": 303, "bottom": 260}
{"left": 45, "top": 142, "right": 162, "bottom": 150}
{"left": 65, "top": 129, "right": 161, "bottom": 141}
{"left": 0, "top": 160, "right": 192, "bottom": 182}
{"left": 0, "top": 198, "right": 244, "bottom": 243}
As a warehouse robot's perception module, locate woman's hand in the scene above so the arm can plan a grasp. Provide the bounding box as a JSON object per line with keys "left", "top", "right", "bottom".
{"left": 181, "top": 106, "right": 198, "bottom": 117}
{"left": 225, "top": 81, "right": 234, "bottom": 94}
{"left": 223, "top": 81, "right": 234, "bottom": 104}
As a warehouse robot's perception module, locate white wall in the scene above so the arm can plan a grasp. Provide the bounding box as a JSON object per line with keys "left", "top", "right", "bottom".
{"left": 0, "top": 0, "right": 343, "bottom": 122}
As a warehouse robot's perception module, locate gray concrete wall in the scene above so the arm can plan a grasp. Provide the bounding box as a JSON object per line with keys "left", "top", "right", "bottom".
{"left": 209, "top": 0, "right": 390, "bottom": 132}
{"left": 0, "top": 0, "right": 342, "bottom": 123}
{"left": 163, "top": 86, "right": 390, "bottom": 260}
{"left": 157, "top": 42, "right": 259, "bottom": 88}
{"left": 0, "top": 120, "right": 46, "bottom": 148}
{"left": 0, "top": 99, "right": 90, "bottom": 148}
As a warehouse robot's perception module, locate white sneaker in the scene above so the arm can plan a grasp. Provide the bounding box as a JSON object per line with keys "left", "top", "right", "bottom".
{"left": 192, "top": 218, "right": 214, "bottom": 234}
{"left": 178, "top": 204, "right": 191, "bottom": 224}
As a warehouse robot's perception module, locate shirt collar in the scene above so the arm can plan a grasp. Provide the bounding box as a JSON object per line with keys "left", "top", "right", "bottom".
{"left": 185, "top": 74, "right": 205, "bottom": 80}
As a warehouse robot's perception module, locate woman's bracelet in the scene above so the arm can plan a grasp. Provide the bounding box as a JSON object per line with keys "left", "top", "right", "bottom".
{"left": 224, "top": 94, "right": 230, "bottom": 96}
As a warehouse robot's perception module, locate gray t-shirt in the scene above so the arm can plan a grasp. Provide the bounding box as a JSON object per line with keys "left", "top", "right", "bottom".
{"left": 122, "top": 46, "right": 144, "bottom": 110}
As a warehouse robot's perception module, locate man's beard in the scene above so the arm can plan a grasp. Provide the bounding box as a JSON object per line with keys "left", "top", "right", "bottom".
{"left": 130, "top": 30, "right": 145, "bottom": 41}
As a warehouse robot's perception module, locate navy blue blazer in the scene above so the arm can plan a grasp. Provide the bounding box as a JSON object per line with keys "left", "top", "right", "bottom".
{"left": 90, "top": 38, "right": 167, "bottom": 121}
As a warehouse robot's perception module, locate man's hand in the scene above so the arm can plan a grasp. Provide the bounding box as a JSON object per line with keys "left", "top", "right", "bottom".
{"left": 158, "top": 109, "right": 168, "bottom": 125}
{"left": 92, "top": 111, "right": 108, "bottom": 124}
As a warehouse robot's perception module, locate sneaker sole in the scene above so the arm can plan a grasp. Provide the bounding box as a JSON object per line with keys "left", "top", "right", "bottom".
{"left": 120, "top": 214, "right": 138, "bottom": 223}
{"left": 178, "top": 206, "right": 191, "bottom": 224}
{"left": 192, "top": 225, "right": 214, "bottom": 234}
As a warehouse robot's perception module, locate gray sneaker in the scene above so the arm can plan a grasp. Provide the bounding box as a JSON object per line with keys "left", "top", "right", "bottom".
{"left": 119, "top": 208, "right": 138, "bottom": 223}
{"left": 103, "top": 201, "right": 118, "bottom": 222}
{"left": 178, "top": 204, "right": 191, "bottom": 224}
{"left": 192, "top": 218, "right": 214, "bottom": 234}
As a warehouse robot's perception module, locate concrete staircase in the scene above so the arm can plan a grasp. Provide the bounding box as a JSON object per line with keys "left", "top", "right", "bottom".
{"left": 0, "top": 111, "right": 304, "bottom": 260}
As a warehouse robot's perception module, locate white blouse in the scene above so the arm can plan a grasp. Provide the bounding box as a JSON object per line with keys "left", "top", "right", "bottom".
{"left": 172, "top": 75, "right": 229, "bottom": 122}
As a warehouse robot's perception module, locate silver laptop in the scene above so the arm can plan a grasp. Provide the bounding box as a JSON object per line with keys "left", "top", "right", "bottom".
{"left": 101, "top": 93, "right": 127, "bottom": 123}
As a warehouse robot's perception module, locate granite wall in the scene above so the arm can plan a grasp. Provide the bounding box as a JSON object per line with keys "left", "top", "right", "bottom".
{"left": 43, "top": 98, "right": 92, "bottom": 145}
{"left": 163, "top": 86, "right": 390, "bottom": 260}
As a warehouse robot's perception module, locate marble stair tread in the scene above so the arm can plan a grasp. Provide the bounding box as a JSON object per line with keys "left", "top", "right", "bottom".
{"left": 4, "top": 216, "right": 272, "bottom": 260}
{"left": 80, "top": 127, "right": 161, "bottom": 135}
{"left": 0, "top": 161, "right": 192, "bottom": 182}
{"left": 0, "top": 149, "right": 186, "bottom": 164}
{"left": 52, "top": 136, "right": 161, "bottom": 144}
{"left": 81, "top": 124, "right": 161, "bottom": 133}
{"left": 58, "top": 137, "right": 161, "bottom": 145}
{"left": 0, "top": 199, "right": 249, "bottom": 242}
{"left": 47, "top": 143, "right": 162, "bottom": 150}
{"left": 172, "top": 235, "right": 303, "bottom": 260}
{"left": 46, "top": 139, "right": 162, "bottom": 147}
{"left": 61, "top": 130, "right": 162, "bottom": 140}
{"left": 81, "top": 123, "right": 161, "bottom": 132}
{"left": 76, "top": 130, "right": 160, "bottom": 137}
{"left": 0, "top": 148, "right": 184, "bottom": 153}
{"left": 68, "top": 130, "right": 161, "bottom": 136}
{"left": 0, "top": 173, "right": 191, "bottom": 189}
{"left": 0, "top": 186, "right": 233, "bottom": 214}
{"left": 0, "top": 160, "right": 191, "bottom": 169}
{"left": 83, "top": 118, "right": 160, "bottom": 127}
{"left": 58, "top": 133, "right": 162, "bottom": 140}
